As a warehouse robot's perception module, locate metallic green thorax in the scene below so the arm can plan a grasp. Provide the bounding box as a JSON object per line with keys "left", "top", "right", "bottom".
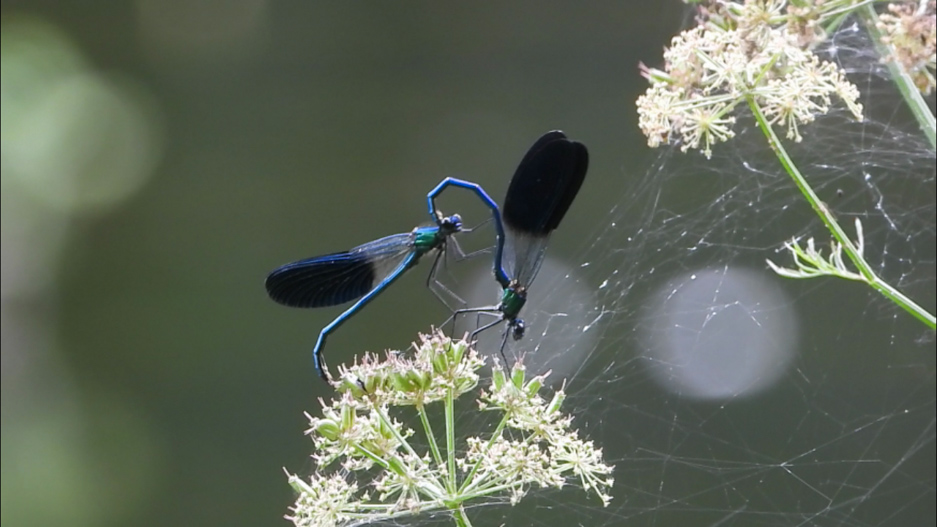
{"left": 411, "top": 226, "right": 444, "bottom": 255}
{"left": 411, "top": 215, "right": 462, "bottom": 258}
{"left": 500, "top": 285, "right": 527, "bottom": 319}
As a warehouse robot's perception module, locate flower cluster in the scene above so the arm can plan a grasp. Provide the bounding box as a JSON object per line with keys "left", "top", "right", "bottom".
{"left": 285, "top": 331, "right": 614, "bottom": 527}
{"left": 637, "top": 0, "right": 864, "bottom": 157}
{"left": 877, "top": 1, "right": 937, "bottom": 94}
{"left": 332, "top": 330, "right": 484, "bottom": 407}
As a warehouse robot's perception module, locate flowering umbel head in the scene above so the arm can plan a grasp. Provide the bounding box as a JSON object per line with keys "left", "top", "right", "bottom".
{"left": 877, "top": 1, "right": 937, "bottom": 95}
{"left": 285, "top": 331, "right": 614, "bottom": 526}
{"left": 332, "top": 331, "right": 483, "bottom": 407}
{"left": 637, "top": 0, "right": 864, "bottom": 158}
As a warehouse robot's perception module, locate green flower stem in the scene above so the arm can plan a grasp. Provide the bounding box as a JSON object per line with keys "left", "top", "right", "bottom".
{"left": 820, "top": 0, "right": 878, "bottom": 34}
{"left": 444, "top": 384, "right": 470, "bottom": 527}
{"left": 372, "top": 405, "right": 436, "bottom": 485}
{"left": 748, "top": 96, "right": 936, "bottom": 329}
{"left": 457, "top": 413, "right": 510, "bottom": 494}
{"left": 350, "top": 443, "right": 392, "bottom": 471}
{"left": 374, "top": 406, "right": 419, "bottom": 460}
{"left": 460, "top": 481, "right": 530, "bottom": 500}
{"left": 450, "top": 505, "right": 473, "bottom": 527}
{"left": 417, "top": 403, "right": 445, "bottom": 469}
{"left": 445, "top": 385, "right": 457, "bottom": 495}
{"left": 859, "top": 3, "right": 937, "bottom": 150}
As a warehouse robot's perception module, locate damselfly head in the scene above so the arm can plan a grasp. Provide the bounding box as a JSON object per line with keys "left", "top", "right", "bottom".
{"left": 510, "top": 319, "right": 526, "bottom": 341}
{"left": 439, "top": 213, "right": 463, "bottom": 233}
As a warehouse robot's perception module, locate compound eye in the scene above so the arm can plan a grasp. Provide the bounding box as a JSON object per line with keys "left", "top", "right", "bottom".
{"left": 441, "top": 213, "right": 462, "bottom": 231}
{"left": 512, "top": 319, "right": 526, "bottom": 340}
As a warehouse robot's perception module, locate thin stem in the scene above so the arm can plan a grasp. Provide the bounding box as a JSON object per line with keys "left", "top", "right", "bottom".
{"left": 450, "top": 505, "right": 473, "bottom": 527}
{"left": 371, "top": 405, "right": 425, "bottom": 468}
{"left": 445, "top": 383, "right": 457, "bottom": 495}
{"left": 417, "top": 403, "right": 445, "bottom": 469}
{"left": 458, "top": 413, "right": 510, "bottom": 494}
{"left": 821, "top": 0, "right": 879, "bottom": 34}
{"left": 350, "top": 443, "right": 393, "bottom": 471}
{"left": 858, "top": 3, "right": 937, "bottom": 150}
{"left": 748, "top": 96, "right": 936, "bottom": 329}
{"left": 460, "top": 481, "right": 528, "bottom": 501}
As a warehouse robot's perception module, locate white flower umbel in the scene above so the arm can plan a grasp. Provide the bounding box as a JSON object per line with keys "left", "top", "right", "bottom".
{"left": 285, "top": 331, "right": 614, "bottom": 527}
{"left": 637, "top": 16, "right": 863, "bottom": 158}
{"left": 865, "top": 1, "right": 937, "bottom": 147}
{"left": 877, "top": 1, "right": 936, "bottom": 95}
{"left": 637, "top": 0, "right": 935, "bottom": 329}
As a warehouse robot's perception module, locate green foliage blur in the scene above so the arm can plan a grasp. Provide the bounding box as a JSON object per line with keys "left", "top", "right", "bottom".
{"left": 1, "top": 2, "right": 681, "bottom": 526}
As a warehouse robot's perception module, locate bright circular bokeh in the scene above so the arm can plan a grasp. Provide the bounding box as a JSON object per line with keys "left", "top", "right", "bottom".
{"left": 639, "top": 267, "right": 799, "bottom": 400}
{"left": 2, "top": 17, "right": 162, "bottom": 214}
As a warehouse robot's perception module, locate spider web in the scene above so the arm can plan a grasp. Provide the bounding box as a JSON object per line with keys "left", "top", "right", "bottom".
{"left": 436, "top": 20, "right": 935, "bottom": 527}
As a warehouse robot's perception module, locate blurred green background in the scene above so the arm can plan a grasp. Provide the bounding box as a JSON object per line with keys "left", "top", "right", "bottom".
{"left": 3, "top": 2, "right": 935, "bottom": 527}
{"left": 1, "top": 2, "right": 682, "bottom": 526}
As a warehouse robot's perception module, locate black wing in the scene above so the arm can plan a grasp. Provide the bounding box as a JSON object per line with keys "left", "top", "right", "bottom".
{"left": 502, "top": 130, "right": 589, "bottom": 237}
{"left": 265, "top": 233, "right": 412, "bottom": 308}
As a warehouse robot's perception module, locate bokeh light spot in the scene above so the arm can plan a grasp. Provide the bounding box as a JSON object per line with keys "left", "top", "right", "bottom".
{"left": 640, "top": 267, "right": 799, "bottom": 400}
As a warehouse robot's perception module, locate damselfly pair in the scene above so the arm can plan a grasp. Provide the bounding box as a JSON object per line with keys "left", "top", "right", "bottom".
{"left": 266, "top": 131, "right": 588, "bottom": 382}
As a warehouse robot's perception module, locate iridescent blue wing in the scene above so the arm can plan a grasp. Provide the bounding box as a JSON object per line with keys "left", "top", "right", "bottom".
{"left": 265, "top": 232, "right": 414, "bottom": 308}
{"left": 501, "top": 131, "right": 588, "bottom": 286}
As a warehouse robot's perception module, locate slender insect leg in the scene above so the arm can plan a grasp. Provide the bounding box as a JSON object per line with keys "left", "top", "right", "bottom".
{"left": 468, "top": 313, "right": 507, "bottom": 343}
{"left": 497, "top": 324, "right": 513, "bottom": 369}
{"left": 448, "top": 234, "right": 493, "bottom": 262}
{"left": 445, "top": 305, "right": 501, "bottom": 341}
{"left": 425, "top": 248, "right": 467, "bottom": 309}
{"left": 469, "top": 314, "right": 513, "bottom": 370}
